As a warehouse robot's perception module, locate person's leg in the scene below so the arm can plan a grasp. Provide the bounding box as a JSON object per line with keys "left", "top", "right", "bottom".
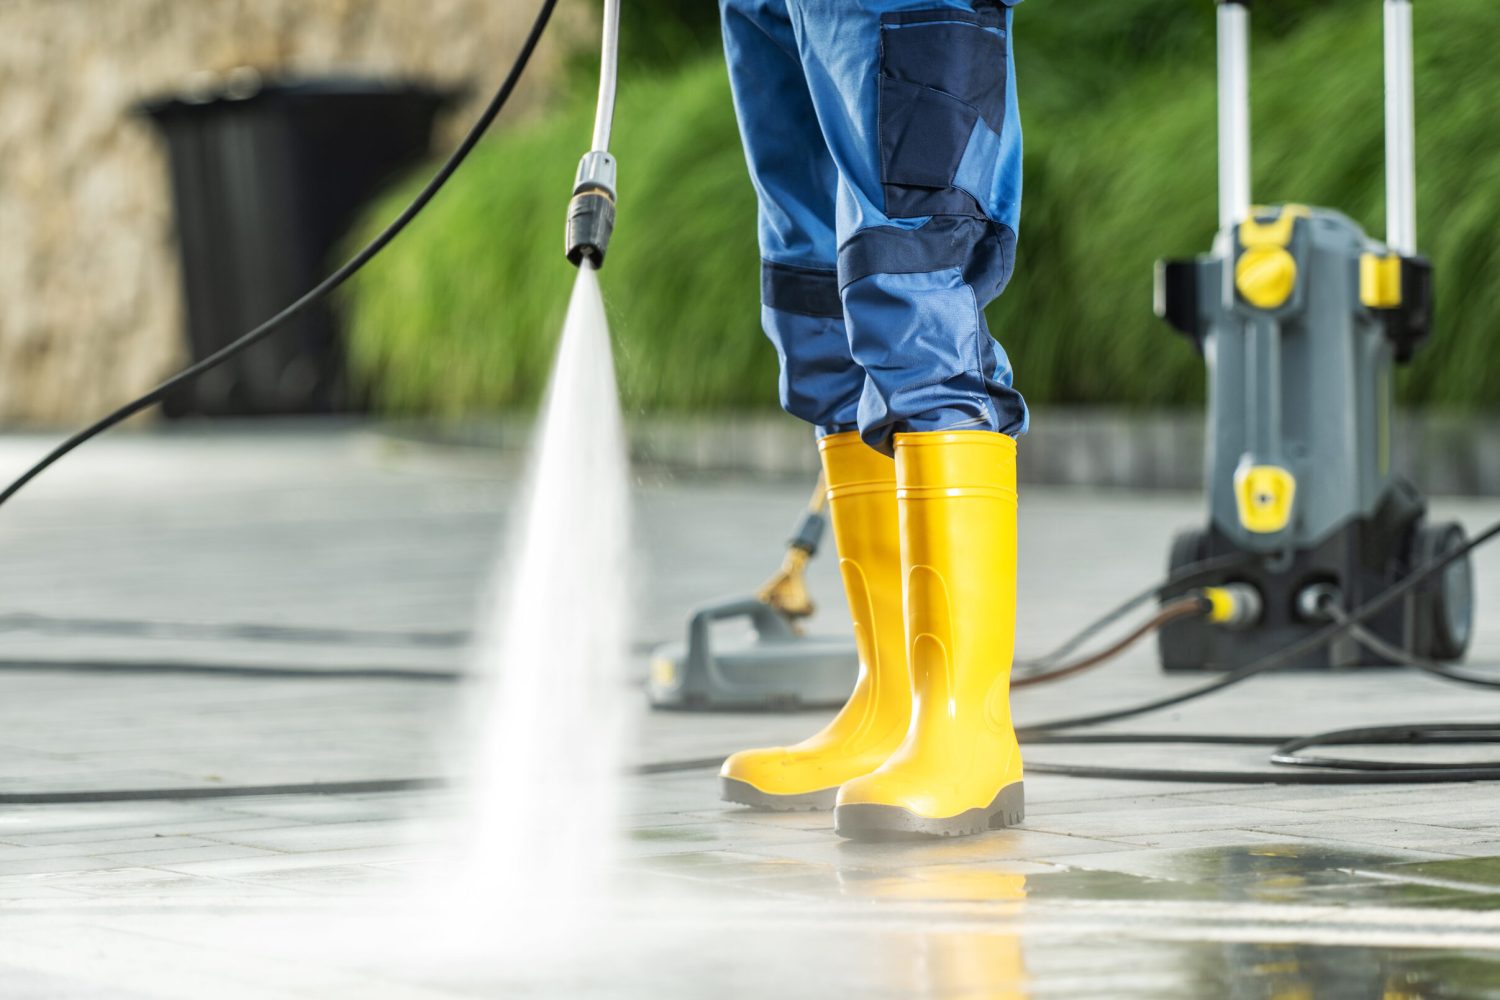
{"left": 720, "top": 0, "right": 861, "bottom": 435}
{"left": 786, "top": 0, "right": 1027, "bottom": 838}
{"left": 788, "top": 0, "right": 1027, "bottom": 453}
{"left": 717, "top": 0, "right": 911, "bottom": 810}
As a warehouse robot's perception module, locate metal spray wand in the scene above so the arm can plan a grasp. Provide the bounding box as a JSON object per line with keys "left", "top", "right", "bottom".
{"left": 565, "top": 0, "right": 621, "bottom": 267}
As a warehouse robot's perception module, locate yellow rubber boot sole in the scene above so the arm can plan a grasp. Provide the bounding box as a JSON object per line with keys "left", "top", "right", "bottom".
{"left": 835, "top": 431, "right": 1024, "bottom": 838}
{"left": 721, "top": 433, "right": 910, "bottom": 810}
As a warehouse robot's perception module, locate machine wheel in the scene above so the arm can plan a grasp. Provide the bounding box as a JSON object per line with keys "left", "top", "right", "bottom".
{"left": 1159, "top": 528, "right": 1209, "bottom": 671}
{"left": 1411, "top": 521, "right": 1474, "bottom": 662}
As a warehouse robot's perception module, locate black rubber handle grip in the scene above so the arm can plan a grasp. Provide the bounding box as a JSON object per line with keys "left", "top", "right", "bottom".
{"left": 789, "top": 510, "right": 826, "bottom": 556}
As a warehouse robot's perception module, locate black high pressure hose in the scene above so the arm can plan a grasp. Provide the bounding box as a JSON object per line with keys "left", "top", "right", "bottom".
{"left": 1024, "top": 518, "right": 1500, "bottom": 735}
{"left": 1014, "top": 551, "right": 1249, "bottom": 673}
{"left": 1012, "top": 520, "right": 1500, "bottom": 785}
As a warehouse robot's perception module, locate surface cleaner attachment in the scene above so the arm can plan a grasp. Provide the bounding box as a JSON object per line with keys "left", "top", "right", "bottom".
{"left": 1154, "top": 0, "right": 1473, "bottom": 672}
{"left": 648, "top": 477, "right": 859, "bottom": 711}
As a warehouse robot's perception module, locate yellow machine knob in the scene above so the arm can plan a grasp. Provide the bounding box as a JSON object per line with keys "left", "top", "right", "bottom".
{"left": 1235, "top": 246, "right": 1298, "bottom": 309}
{"left": 1234, "top": 463, "right": 1297, "bottom": 534}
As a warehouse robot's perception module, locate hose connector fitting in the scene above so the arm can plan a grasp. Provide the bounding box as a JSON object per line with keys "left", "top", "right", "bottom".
{"left": 1202, "top": 583, "right": 1263, "bottom": 629}
{"left": 1296, "top": 582, "right": 1344, "bottom": 623}
{"left": 565, "top": 150, "right": 617, "bottom": 268}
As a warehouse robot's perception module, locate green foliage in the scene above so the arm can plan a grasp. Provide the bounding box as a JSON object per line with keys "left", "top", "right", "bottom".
{"left": 344, "top": 0, "right": 1500, "bottom": 417}
{"left": 561, "top": 0, "right": 720, "bottom": 93}
{"left": 599, "top": 0, "right": 721, "bottom": 71}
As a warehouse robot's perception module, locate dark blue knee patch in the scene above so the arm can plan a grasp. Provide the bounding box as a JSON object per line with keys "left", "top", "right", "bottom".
{"left": 761, "top": 261, "right": 842, "bottom": 318}
{"left": 838, "top": 216, "right": 1017, "bottom": 306}
{"left": 878, "top": 8, "right": 1009, "bottom": 219}
{"left": 759, "top": 260, "right": 860, "bottom": 430}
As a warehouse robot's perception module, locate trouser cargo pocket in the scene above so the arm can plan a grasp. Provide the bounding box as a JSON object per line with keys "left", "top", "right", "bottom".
{"left": 878, "top": 7, "right": 1008, "bottom": 218}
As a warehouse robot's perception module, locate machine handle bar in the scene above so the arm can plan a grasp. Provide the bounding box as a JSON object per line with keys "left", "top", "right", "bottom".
{"left": 1214, "top": 0, "right": 1417, "bottom": 253}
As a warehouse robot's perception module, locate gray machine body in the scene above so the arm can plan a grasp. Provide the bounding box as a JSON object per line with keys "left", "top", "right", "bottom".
{"left": 1157, "top": 204, "right": 1468, "bottom": 671}
{"left": 1197, "top": 208, "right": 1394, "bottom": 553}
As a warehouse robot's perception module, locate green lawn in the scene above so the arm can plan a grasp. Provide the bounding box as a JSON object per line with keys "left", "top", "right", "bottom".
{"left": 343, "top": 0, "right": 1500, "bottom": 418}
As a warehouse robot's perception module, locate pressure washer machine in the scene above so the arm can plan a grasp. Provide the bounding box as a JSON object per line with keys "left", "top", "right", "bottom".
{"left": 1154, "top": 0, "right": 1474, "bottom": 672}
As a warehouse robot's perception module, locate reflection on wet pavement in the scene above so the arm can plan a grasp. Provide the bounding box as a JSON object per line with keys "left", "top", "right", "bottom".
{"left": 837, "top": 865, "right": 1028, "bottom": 903}
{"left": 1373, "top": 856, "right": 1500, "bottom": 893}
{"left": 386, "top": 905, "right": 1500, "bottom": 999}
{"left": 618, "top": 839, "right": 1500, "bottom": 998}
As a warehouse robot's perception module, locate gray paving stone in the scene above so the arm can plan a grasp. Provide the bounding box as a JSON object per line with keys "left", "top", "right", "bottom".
{"left": 1026, "top": 803, "right": 1312, "bottom": 840}
{"left": 0, "top": 834, "right": 222, "bottom": 861}
{"left": 89, "top": 844, "right": 283, "bottom": 866}
{"left": 31, "top": 865, "right": 287, "bottom": 898}
{"left": 0, "top": 857, "right": 148, "bottom": 877}
{"left": 1241, "top": 817, "right": 1500, "bottom": 850}
{"left": 1049, "top": 836, "right": 1463, "bottom": 882}
{"left": 210, "top": 820, "right": 422, "bottom": 853}
{"left": 5, "top": 814, "right": 312, "bottom": 847}
{"left": 152, "top": 845, "right": 417, "bottom": 877}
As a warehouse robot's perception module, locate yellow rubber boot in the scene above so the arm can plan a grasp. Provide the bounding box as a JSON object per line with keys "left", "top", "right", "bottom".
{"left": 835, "top": 430, "right": 1024, "bottom": 839}
{"left": 720, "top": 432, "right": 910, "bottom": 810}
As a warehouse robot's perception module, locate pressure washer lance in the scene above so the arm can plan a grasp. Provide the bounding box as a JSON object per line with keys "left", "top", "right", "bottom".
{"left": 565, "top": 0, "right": 620, "bottom": 268}
{"left": 754, "top": 472, "right": 828, "bottom": 622}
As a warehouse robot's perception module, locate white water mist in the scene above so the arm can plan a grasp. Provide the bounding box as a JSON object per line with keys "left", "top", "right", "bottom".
{"left": 447, "top": 263, "right": 634, "bottom": 953}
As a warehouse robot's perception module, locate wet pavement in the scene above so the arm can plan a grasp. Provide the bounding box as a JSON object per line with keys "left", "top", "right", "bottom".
{"left": 0, "top": 422, "right": 1497, "bottom": 997}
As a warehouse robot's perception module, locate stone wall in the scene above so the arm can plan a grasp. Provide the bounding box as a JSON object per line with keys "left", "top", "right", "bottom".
{"left": 0, "top": 0, "right": 583, "bottom": 424}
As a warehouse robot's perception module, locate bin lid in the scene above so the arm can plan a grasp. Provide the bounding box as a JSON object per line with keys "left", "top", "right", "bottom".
{"left": 138, "top": 70, "right": 461, "bottom": 121}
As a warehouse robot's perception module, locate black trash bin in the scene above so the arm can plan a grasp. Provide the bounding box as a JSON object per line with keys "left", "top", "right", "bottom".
{"left": 141, "top": 76, "right": 457, "bottom": 416}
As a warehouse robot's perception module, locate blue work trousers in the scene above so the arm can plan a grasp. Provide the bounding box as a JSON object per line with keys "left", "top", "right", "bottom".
{"left": 721, "top": 0, "right": 1028, "bottom": 453}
